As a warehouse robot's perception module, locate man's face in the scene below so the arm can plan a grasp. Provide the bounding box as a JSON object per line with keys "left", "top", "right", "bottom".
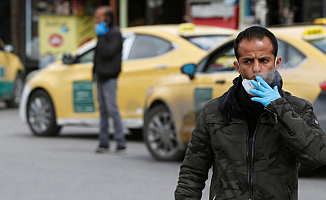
{"left": 94, "top": 9, "right": 105, "bottom": 24}
{"left": 234, "top": 36, "right": 281, "bottom": 83}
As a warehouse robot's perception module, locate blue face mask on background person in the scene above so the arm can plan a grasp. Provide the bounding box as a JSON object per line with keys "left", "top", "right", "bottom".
{"left": 95, "top": 21, "right": 109, "bottom": 35}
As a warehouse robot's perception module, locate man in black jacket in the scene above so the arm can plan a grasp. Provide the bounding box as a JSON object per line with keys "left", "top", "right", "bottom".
{"left": 93, "top": 6, "right": 126, "bottom": 154}
{"left": 175, "top": 26, "right": 326, "bottom": 200}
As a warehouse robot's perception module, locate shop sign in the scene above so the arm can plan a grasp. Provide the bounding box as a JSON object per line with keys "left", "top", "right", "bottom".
{"left": 38, "top": 15, "right": 96, "bottom": 68}
{"left": 191, "top": 2, "right": 234, "bottom": 18}
{"left": 49, "top": 34, "right": 63, "bottom": 47}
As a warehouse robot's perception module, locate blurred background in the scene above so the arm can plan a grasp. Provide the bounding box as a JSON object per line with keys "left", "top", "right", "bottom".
{"left": 1, "top": 0, "right": 325, "bottom": 73}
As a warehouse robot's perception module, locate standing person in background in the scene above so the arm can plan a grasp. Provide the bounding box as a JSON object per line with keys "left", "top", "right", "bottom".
{"left": 93, "top": 6, "right": 126, "bottom": 154}
{"left": 174, "top": 26, "right": 326, "bottom": 200}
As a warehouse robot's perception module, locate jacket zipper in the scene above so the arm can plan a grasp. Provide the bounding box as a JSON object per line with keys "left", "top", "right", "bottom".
{"left": 247, "top": 134, "right": 253, "bottom": 200}
{"left": 246, "top": 114, "right": 264, "bottom": 200}
{"left": 213, "top": 187, "right": 221, "bottom": 200}
{"left": 287, "top": 184, "right": 292, "bottom": 200}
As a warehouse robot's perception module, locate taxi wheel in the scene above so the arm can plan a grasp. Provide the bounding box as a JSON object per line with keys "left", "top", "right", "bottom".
{"left": 143, "top": 105, "right": 184, "bottom": 161}
{"left": 27, "top": 90, "right": 61, "bottom": 136}
{"left": 5, "top": 73, "right": 24, "bottom": 108}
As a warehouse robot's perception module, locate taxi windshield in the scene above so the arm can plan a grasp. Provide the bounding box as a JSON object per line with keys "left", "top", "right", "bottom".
{"left": 183, "top": 35, "right": 229, "bottom": 51}
{"left": 308, "top": 37, "right": 326, "bottom": 54}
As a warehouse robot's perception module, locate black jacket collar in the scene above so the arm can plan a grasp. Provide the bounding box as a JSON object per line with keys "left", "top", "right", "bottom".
{"left": 219, "top": 71, "right": 283, "bottom": 125}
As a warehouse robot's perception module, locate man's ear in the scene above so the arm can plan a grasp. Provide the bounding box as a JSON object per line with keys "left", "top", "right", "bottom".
{"left": 275, "top": 56, "right": 282, "bottom": 69}
{"left": 234, "top": 61, "right": 240, "bottom": 73}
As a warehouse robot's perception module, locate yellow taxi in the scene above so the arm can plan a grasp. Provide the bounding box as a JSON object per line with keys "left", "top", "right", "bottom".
{"left": 19, "top": 24, "right": 236, "bottom": 136}
{"left": 0, "top": 38, "right": 25, "bottom": 107}
{"left": 143, "top": 25, "right": 326, "bottom": 161}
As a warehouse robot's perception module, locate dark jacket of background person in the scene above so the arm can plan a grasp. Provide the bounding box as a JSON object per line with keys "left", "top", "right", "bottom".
{"left": 175, "top": 75, "right": 326, "bottom": 200}
{"left": 93, "top": 25, "right": 122, "bottom": 83}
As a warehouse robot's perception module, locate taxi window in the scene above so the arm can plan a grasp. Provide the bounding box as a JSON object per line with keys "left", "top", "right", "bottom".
{"left": 122, "top": 32, "right": 136, "bottom": 61}
{"left": 183, "top": 35, "right": 230, "bottom": 50}
{"left": 197, "top": 39, "right": 306, "bottom": 73}
{"left": 129, "top": 34, "right": 173, "bottom": 60}
{"left": 308, "top": 37, "right": 326, "bottom": 54}
{"left": 202, "top": 42, "right": 237, "bottom": 73}
{"left": 277, "top": 40, "right": 306, "bottom": 69}
{"left": 76, "top": 49, "right": 95, "bottom": 63}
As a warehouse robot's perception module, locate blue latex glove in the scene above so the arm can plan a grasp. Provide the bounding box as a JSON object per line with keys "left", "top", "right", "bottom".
{"left": 95, "top": 21, "right": 109, "bottom": 35}
{"left": 249, "top": 77, "right": 281, "bottom": 107}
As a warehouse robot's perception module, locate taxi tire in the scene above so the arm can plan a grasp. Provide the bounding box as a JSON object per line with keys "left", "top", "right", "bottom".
{"left": 143, "top": 105, "right": 185, "bottom": 161}
{"left": 5, "top": 72, "right": 24, "bottom": 108}
{"left": 27, "top": 90, "right": 61, "bottom": 136}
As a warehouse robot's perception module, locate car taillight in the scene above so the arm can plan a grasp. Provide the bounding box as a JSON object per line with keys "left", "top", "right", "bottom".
{"left": 321, "top": 81, "right": 326, "bottom": 91}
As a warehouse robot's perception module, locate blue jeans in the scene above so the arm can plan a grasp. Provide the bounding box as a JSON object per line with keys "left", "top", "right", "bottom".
{"left": 96, "top": 78, "right": 126, "bottom": 148}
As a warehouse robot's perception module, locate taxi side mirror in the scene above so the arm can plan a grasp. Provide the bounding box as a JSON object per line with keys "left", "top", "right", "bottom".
{"left": 181, "top": 63, "right": 196, "bottom": 80}
{"left": 62, "top": 53, "right": 75, "bottom": 65}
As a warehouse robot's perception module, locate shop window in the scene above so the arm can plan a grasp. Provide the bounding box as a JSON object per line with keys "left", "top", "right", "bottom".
{"left": 129, "top": 34, "right": 173, "bottom": 60}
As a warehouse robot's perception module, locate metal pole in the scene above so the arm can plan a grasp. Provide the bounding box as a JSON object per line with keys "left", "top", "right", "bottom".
{"left": 119, "top": 0, "right": 128, "bottom": 28}
{"left": 239, "top": 0, "right": 246, "bottom": 29}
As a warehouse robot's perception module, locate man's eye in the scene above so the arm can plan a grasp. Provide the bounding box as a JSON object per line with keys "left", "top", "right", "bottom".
{"left": 244, "top": 60, "right": 251, "bottom": 64}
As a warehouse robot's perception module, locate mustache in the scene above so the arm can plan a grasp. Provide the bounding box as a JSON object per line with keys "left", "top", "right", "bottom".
{"left": 253, "top": 69, "right": 276, "bottom": 84}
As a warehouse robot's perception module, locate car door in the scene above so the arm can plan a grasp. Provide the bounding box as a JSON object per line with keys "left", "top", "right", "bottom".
{"left": 172, "top": 41, "right": 238, "bottom": 139}
{"left": 57, "top": 33, "right": 137, "bottom": 120}
{"left": 0, "top": 48, "right": 11, "bottom": 99}
{"left": 52, "top": 41, "right": 97, "bottom": 121}
{"left": 187, "top": 41, "right": 239, "bottom": 119}
{"left": 118, "top": 33, "right": 177, "bottom": 122}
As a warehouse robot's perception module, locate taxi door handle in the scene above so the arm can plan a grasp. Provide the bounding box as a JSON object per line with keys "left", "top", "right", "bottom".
{"left": 154, "top": 65, "right": 167, "bottom": 70}
{"left": 215, "top": 80, "right": 225, "bottom": 84}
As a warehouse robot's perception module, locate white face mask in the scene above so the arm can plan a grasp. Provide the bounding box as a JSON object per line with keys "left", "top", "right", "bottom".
{"left": 240, "top": 57, "right": 278, "bottom": 96}
{"left": 242, "top": 78, "right": 257, "bottom": 96}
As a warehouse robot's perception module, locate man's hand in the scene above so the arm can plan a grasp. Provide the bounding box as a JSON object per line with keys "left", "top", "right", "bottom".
{"left": 95, "top": 21, "right": 109, "bottom": 35}
{"left": 249, "top": 77, "right": 281, "bottom": 107}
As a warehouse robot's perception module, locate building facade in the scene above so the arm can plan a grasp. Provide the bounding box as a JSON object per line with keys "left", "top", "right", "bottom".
{"left": 2, "top": 0, "right": 326, "bottom": 72}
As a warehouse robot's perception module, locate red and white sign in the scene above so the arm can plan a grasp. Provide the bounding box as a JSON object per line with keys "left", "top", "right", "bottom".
{"left": 49, "top": 34, "right": 63, "bottom": 47}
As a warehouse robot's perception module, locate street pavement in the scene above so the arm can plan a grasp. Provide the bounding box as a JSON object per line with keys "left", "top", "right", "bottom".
{"left": 0, "top": 106, "right": 326, "bottom": 200}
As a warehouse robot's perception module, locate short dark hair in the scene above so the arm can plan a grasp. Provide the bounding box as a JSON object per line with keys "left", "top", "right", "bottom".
{"left": 234, "top": 26, "right": 278, "bottom": 60}
{"left": 103, "top": 6, "right": 114, "bottom": 22}
{"left": 96, "top": 6, "right": 114, "bottom": 26}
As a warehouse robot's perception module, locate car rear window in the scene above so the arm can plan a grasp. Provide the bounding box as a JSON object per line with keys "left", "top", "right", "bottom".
{"left": 308, "top": 38, "right": 326, "bottom": 54}
{"left": 183, "top": 35, "right": 230, "bottom": 51}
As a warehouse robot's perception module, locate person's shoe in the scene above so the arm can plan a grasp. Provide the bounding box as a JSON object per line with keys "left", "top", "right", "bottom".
{"left": 115, "top": 146, "right": 127, "bottom": 154}
{"left": 95, "top": 146, "right": 109, "bottom": 153}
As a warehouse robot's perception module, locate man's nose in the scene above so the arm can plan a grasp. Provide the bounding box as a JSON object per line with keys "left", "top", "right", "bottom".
{"left": 253, "top": 60, "right": 260, "bottom": 72}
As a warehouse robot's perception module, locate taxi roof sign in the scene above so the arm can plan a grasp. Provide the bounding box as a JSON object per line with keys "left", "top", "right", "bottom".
{"left": 178, "top": 23, "right": 196, "bottom": 32}
{"left": 313, "top": 18, "right": 326, "bottom": 25}
{"left": 302, "top": 26, "right": 326, "bottom": 41}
